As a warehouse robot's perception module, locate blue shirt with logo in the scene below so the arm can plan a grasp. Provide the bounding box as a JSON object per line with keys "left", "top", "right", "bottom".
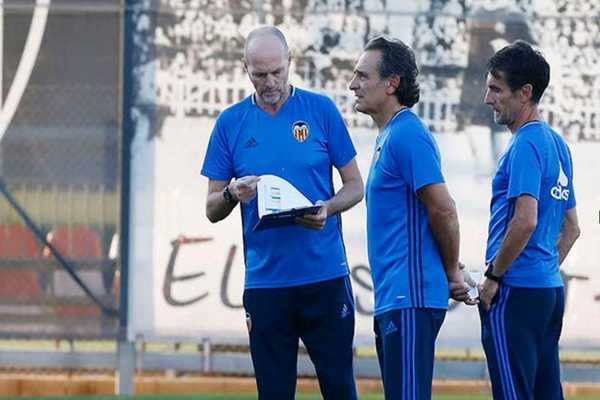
{"left": 366, "top": 109, "right": 448, "bottom": 315}
{"left": 201, "top": 86, "right": 356, "bottom": 289}
{"left": 486, "top": 121, "right": 576, "bottom": 288}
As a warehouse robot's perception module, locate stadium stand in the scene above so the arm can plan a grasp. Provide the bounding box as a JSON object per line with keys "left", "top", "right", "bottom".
{"left": 43, "top": 225, "right": 104, "bottom": 318}
{"left": 0, "top": 224, "right": 43, "bottom": 312}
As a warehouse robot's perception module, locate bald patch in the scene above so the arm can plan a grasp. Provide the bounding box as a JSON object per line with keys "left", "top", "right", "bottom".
{"left": 244, "top": 26, "right": 289, "bottom": 61}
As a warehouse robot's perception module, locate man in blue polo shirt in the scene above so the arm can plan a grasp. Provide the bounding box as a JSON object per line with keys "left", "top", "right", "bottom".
{"left": 201, "top": 26, "right": 363, "bottom": 399}
{"left": 350, "top": 36, "right": 472, "bottom": 399}
{"left": 479, "top": 41, "right": 581, "bottom": 399}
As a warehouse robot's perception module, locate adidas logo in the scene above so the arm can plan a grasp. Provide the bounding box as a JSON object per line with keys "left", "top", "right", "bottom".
{"left": 244, "top": 137, "right": 258, "bottom": 148}
{"left": 340, "top": 304, "right": 351, "bottom": 319}
{"left": 550, "top": 161, "right": 570, "bottom": 201}
{"left": 383, "top": 320, "right": 397, "bottom": 335}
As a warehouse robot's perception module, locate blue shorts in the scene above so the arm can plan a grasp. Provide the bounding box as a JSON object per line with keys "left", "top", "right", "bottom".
{"left": 374, "top": 308, "right": 446, "bottom": 400}
{"left": 479, "top": 285, "right": 565, "bottom": 400}
{"left": 243, "top": 276, "right": 357, "bottom": 400}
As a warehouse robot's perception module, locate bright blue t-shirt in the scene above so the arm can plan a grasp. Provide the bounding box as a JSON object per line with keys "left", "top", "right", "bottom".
{"left": 366, "top": 109, "right": 448, "bottom": 315}
{"left": 486, "top": 121, "right": 576, "bottom": 288}
{"left": 201, "top": 86, "right": 357, "bottom": 289}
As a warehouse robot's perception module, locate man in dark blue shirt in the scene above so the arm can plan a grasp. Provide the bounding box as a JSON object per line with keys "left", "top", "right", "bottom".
{"left": 480, "top": 40, "right": 580, "bottom": 400}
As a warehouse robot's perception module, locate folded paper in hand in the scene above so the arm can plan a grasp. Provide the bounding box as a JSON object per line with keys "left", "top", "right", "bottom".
{"left": 253, "top": 174, "right": 322, "bottom": 231}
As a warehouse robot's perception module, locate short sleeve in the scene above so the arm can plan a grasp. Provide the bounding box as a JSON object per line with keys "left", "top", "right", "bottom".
{"left": 323, "top": 97, "right": 357, "bottom": 169}
{"left": 201, "top": 116, "right": 234, "bottom": 180}
{"left": 388, "top": 129, "right": 445, "bottom": 192}
{"left": 507, "top": 139, "right": 542, "bottom": 200}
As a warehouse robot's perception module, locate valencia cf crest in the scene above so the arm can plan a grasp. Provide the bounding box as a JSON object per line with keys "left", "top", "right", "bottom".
{"left": 292, "top": 121, "right": 309, "bottom": 142}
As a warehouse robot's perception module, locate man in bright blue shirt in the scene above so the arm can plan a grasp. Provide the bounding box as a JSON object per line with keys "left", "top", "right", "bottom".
{"left": 350, "top": 36, "right": 472, "bottom": 399}
{"left": 201, "top": 26, "right": 363, "bottom": 399}
{"left": 479, "top": 40, "right": 580, "bottom": 400}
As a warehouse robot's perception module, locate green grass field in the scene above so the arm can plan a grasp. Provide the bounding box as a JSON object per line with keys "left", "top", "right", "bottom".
{"left": 7, "top": 395, "right": 600, "bottom": 400}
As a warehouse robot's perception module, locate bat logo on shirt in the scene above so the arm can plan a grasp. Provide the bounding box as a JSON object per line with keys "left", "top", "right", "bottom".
{"left": 292, "top": 121, "right": 309, "bottom": 142}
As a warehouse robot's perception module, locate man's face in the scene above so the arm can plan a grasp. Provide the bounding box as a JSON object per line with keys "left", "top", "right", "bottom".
{"left": 349, "top": 50, "right": 390, "bottom": 115}
{"left": 484, "top": 71, "right": 522, "bottom": 127}
{"left": 244, "top": 40, "right": 290, "bottom": 106}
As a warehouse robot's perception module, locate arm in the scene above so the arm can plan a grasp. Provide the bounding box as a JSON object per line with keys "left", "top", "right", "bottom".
{"left": 205, "top": 176, "right": 259, "bottom": 223}
{"left": 479, "top": 194, "right": 537, "bottom": 309}
{"left": 418, "top": 183, "right": 460, "bottom": 279}
{"left": 417, "top": 183, "right": 472, "bottom": 303}
{"left": 489, "top": 194, "right": 537, "bottom": 276}
{"left": 557, "top": 207, "right": 580, "bottom": 265}
{"left": 206, "top": 180, "right": 235, "bottom": 223}
{"left": 326, "top": 158, "right": 364, "bottom": 215}
{"left": 296, "top": 158, "right": 364, "bottom": 230}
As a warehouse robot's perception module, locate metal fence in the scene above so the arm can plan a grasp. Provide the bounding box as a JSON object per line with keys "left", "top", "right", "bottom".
{"left": 0, "top": 1, "right": 121, "bottom": 340}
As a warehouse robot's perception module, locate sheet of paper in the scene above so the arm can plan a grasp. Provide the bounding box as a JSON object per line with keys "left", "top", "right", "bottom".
{"left": 257, "top": 174, "right": 313, "bottom": 218}
{"left": 254, "top": 175, "right": 321, "bottom": 231}
{"left": 468, "top": 271, "right": 481, "bottom": 300}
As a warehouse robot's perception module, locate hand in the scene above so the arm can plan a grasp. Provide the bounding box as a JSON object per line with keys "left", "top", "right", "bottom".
{"left": 448, "top": 269, "right": 477, "bottom": 305}
{"left": 295, "top": 200, "right": 328, "bottom": 230}
{"left": 229, "top": 176, "right": 260, "bottom": 203}
{"left": 479, "top": 278, "right": 499, "bottom": 311}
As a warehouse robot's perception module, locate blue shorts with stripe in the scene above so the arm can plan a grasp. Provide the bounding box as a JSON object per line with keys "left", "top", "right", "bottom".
{"left": 478, "top": 284, "right": 565, "bottom": 400}
{"left": 243, "top": 276, "right": 357, "bottom": 400}
{"left": 374, "top": 308, "right": 446, "bottom": 400}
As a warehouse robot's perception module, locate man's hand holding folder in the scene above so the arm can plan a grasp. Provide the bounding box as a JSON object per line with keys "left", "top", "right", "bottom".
{"left": 295, "top": 200, "right": 328, "bottom": 230}
{"left": 253, "top": 175, "right": 326, "bottom": 231}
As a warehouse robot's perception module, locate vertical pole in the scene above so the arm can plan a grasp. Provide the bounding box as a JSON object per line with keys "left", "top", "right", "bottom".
{"left": 117, "top": 0, "right": 135, "bottom": 395}
{"left": 202, "top": 338, "right": 212, "bottom": 373}
{"left": 1, "top": 2, "right": 4, "bottom": 109}
{"left": 0, "top": 1, "right": 4, "bottom": 177}
{"left": 116, "top": 340, "right": 136, "bottom": 394}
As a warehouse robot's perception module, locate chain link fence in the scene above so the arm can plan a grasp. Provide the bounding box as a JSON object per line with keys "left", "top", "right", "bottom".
{"left": 0, "top": 0, "right": 121, "bottom": 340}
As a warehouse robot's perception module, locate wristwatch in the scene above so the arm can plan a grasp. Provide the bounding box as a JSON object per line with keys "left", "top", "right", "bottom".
{"left": 223, "top": 185, "right": 237, "bottom": 204}
{"left": 484, "top": 262, "right": 503, "bottom": 283}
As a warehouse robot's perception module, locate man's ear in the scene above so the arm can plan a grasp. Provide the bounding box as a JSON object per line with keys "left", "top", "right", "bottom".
{"left": 242, "top": 57, "right": 248, "bottom": 73}
{"left": 386, "top": 75, "right": 401, "bottom": 95}
{"left": 520, "top": 83, "right": 534, "bottom": 103}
